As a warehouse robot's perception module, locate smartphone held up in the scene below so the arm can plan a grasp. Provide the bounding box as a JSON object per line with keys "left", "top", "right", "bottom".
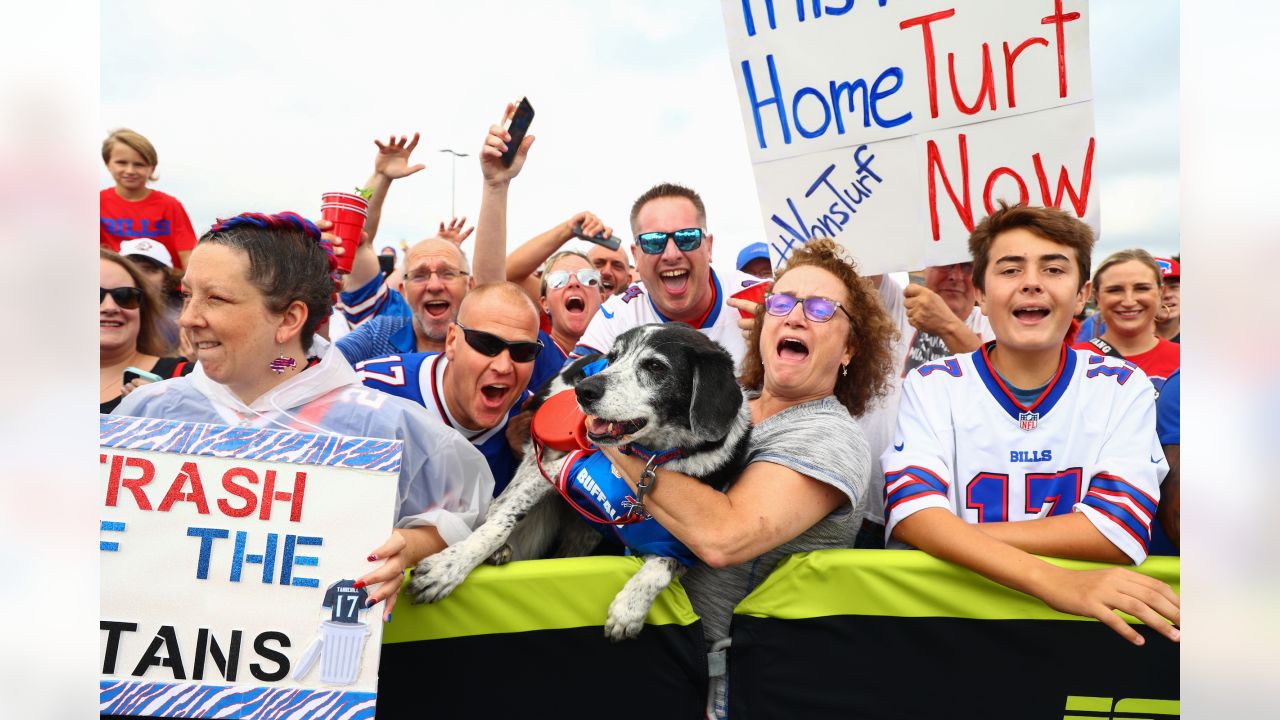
{"left": 501, "top": 97, "right": 534, "bottom": 167}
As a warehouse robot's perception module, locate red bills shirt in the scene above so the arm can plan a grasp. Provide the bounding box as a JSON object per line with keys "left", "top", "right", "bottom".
{"left": 100, "top": 188, "right": 197, "bottom": 269}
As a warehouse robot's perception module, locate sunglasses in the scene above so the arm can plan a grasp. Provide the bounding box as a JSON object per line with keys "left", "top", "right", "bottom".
{"left": 101, "top": 286, "right": 143, "bottom": 310}
{"left": 455, "top": 322, "right": 543, "bottom": 363}
{"left": 635, "top": 227, "right": 704, "bottom": 255}
{"left": 545, "top": 268, "right": 602, "bottom": 290}
{"left": 763, "top": 292, "right": 853, "bottom": 323}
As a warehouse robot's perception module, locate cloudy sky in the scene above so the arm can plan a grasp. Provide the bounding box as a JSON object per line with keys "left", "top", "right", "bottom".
{"left": 101, "top": 0, "right": 1178, "bottom": 270}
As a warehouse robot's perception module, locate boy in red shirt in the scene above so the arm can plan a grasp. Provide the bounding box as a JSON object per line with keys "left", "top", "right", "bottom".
{"left": 100, "top": 128, "right": 196, "bottom": 269}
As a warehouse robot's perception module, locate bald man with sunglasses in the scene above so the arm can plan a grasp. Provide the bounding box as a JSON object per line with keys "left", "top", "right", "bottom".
{"left": 572, "top": 183, "right": 757, "bottom": 368}
{"left": 356, "top": 283, "right": 543, "bottom": 495}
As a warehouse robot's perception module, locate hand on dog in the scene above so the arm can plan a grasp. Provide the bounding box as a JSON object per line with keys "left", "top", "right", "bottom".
{"left": 356, "top": 530, "right": 411, "bottom": 622}
{"left": 506, "top": 403, "right": 534, "bottom": 456}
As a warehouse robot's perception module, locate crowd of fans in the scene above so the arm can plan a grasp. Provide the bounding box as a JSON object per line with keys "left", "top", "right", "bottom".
{"left": 101, "top": 105, "right": 1181, "bottom": 714}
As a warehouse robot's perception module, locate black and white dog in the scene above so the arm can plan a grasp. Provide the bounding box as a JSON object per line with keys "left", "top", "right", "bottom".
{"left": 407, "top": 323, "right": 751, "bottom": 640}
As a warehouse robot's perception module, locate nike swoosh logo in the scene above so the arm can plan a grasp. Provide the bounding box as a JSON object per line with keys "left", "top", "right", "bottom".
{"left": 600, "top": 306, "right": 614, "bottom": 319}
{"left": 894, "top": 442, "right": 904, "bottom": 451}
{"left": 1151, "top": 455, "right": 1162, "bottom": 463}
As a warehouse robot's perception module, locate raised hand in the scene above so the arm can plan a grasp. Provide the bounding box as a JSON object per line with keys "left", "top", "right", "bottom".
{"left": 438, "top": 216, "right": 475, "bottom": 246}
{"left": 373, "top": 132, "right": 426, "bottom": 180}
{"left": 479, "top": 103, "right": 534, "bottom": 185}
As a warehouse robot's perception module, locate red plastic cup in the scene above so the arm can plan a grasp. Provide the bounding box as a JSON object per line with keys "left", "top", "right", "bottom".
{"left": 731, "top": 280, "right": 771, "bottom": 319}
{"left": 320, "top": 193, "right": 369, "bottom": 273}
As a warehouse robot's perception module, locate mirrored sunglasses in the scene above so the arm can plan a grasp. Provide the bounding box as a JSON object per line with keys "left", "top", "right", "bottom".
{"left": 545, "top": 268, "right": 602, "bottom": 290}
{"left": 763, "top": 292, "right": 852, "bottom": 323}
{"left": 636, "top": 227, "right": 704, "bottom": 255}
{"left": 101, "top": 286, "right": 143, "bottom": 310}
{"left": 455, "top": 322, "right": 543, "bottom": 363}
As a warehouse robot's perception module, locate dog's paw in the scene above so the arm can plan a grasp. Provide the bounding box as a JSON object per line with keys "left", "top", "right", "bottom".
{"left": 485, "top": 544, "right": 513, "bottom": 566}
{"left": 604, "top": 595, "right": 648, "bottom": 642}
{"left": 406, "top": 550, "right": 470, "bottom": 604}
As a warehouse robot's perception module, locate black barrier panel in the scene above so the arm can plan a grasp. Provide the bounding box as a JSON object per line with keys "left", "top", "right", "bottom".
{"left": 728, "top": 615, "right": 1178, "bottom": 719}
{"left": 379, "top": 623, "right": 709, "bottom": 719}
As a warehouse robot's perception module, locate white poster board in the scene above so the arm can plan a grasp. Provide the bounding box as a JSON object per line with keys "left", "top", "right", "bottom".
{"left": 721, "top": 0, "right": 1098, "bottom": 274}
{"left": 99, "top": 415, "right": 401, "bottom": 719}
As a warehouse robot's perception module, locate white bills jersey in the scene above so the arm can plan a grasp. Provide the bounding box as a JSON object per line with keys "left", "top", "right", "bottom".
{"left": 881, "top": 343, "right": 1167, "bottom": 564}
{"left": 572, "top": 268, "right": 752, "bottom": 369}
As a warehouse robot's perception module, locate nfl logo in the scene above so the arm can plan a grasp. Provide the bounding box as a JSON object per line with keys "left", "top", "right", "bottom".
{"left": 1019, "top": 411, "right": 1039, "bottom": 431}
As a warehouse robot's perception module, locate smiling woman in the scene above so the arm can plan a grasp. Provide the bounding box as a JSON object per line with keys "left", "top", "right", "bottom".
{"left": 1073, "top": 248, "right": 1180, "bottom": 393}
{"left": 99, "top": 250, "right": 191, "bottom": 413}
{"left": 113, "top": 211, "right": 494, "bottom": 620}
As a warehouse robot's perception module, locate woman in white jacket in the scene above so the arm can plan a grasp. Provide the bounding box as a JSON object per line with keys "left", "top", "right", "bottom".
{"left": 115, "top": 211, "right": 493, "bottom": 618}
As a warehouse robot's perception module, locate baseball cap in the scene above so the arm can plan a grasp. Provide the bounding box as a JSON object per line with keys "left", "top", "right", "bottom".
{"left": 736, "top": 242, "right": 770, "bottom": 271}
{"left": 119, "top": 238, "right": 173, "bottom": 269}
{"left": 1153, "top": 257, "right": 1180, "bottom": 281}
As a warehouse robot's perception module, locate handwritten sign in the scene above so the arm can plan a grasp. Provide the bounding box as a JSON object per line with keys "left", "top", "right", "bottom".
{"left": 721, "top": 0, "right": 1098, "bottom": 274}
{"left": 99, "top": 415, "right": 401, "bottom": 719}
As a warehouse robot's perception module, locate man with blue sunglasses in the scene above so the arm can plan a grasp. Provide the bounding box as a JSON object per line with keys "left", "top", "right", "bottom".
{"left": 572, "top": 183, "right": 756, "bottom": 368}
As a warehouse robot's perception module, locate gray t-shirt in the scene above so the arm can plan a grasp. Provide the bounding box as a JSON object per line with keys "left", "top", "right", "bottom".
{"left": 681, "top": 395, "right": 870, "bottom": 646}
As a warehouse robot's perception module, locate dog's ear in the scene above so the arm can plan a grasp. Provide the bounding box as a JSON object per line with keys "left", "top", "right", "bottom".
{"left": 688, "top": 343, "right": 743, "bottom": 440}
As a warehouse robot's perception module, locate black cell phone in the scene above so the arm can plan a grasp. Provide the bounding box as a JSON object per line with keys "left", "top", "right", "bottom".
{"left": 377, "top": 254, "right": 396, "bottom": 277}
{"left": 501, "top": 97, "right": 535, "bottom": 167}
{"left": 572, "top": 222, "right": 621, "bottom": 251}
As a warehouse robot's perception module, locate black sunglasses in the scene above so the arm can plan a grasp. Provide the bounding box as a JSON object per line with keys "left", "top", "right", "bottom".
{"left": 635, "top": 227, "right": 704, "bottom": 255}
{"left": 763, "top": 292, "right": 853, "bottom": 323}
{"left": 101, "top": 286, "right": 143, "bottom": 310}
{"left": 455, "top": 322, "right": 543, "bottom": 363}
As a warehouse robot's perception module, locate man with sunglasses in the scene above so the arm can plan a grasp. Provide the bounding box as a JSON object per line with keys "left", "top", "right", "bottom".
{"left": 573, "top": 183, "right": 753, "bottom": 367}
{"left": 855, "top": 262, "right": 995, "bottom": 548}
{"left": 357, "top": 283, "right": 543, "bottom": 495}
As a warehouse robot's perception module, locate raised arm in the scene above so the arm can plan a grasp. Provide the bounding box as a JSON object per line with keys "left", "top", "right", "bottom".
{"left": 473, "top": 104, "right": 534, "bottom": 285}
{"left": 343, "top": 133, "right": 425, "bottom": 291}
{"left": 506, "top": 211, "right": 612, "bottom": 300}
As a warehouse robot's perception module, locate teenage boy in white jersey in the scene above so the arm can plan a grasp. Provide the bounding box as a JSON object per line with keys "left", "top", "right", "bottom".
{"left": 573, "top": 183, "right": 754, "bottom": 368}
{"left": 882, "top": 202, "right": 1180, "bottom": 646}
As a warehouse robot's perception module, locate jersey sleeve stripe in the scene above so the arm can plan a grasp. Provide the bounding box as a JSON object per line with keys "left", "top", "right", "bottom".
{"left": 1081, "top": 496, "right": 1151, "bottom": 550}
{"left": 885, "top": 483, "right": 947, "bottom": 514}
{"left": 884, "top": 466, "right": 949, "bottom": 513}
{"left": 1086, "top": 488, "right": 1154, "bottom": 526}
{"left": 339, "top": 289, "right": 389, "bottom": 325}
{"left": 337, "top": 276, "right": 390, "bottom": 324}
{"left": 1089, "top": 474, "right": 1158, "bottom": 516}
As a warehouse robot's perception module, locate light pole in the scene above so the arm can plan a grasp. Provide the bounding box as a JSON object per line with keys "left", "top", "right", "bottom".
{"left": 438, "top": 148, "right": 469, "bottom": 218}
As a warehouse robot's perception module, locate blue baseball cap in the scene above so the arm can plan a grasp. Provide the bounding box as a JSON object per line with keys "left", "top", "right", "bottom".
{"left": 736, "top": 242, "right": 770, "bottom": 271}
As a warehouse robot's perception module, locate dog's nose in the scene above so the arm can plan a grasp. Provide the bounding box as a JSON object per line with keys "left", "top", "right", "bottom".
{"left": 575, "top": 377, "right": 604, "bottom": 406}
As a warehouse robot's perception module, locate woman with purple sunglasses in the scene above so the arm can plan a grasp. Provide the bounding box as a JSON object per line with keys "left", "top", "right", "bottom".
{"left": 596, "top": 238, "right": 897, "bottom": 716}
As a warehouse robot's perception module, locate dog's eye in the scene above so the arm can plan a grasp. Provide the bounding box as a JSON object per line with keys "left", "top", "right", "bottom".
{"left": 642, "top": 359, "right": 666, "bottom": 374}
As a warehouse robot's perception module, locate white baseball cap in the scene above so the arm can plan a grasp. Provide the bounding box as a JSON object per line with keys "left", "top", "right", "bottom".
{"left": 119, "top": 238, "right": 173, "bottom": 269}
